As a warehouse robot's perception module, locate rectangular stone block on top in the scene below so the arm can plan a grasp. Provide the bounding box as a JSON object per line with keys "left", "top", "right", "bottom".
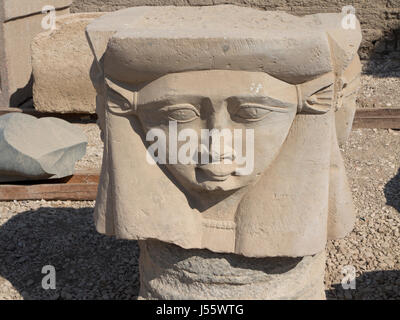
{"left": 0, "top": 0, "right": 72, "bottom": 108}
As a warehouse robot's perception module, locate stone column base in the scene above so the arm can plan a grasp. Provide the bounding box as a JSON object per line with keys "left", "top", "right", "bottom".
{"left": 138, "top": 240, "right": 326, "bottom": 300}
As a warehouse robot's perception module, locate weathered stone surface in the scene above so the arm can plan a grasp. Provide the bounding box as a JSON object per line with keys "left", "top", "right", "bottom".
{"left": 88, "top": 6, "right": 361, "bottom": 85}
{"left": 335, "top": 55, "right": 362, "bottom": 146}
{"left": 0, "top": 0, "right": 72, "bottom": 108}
{"left": 73, "top": 0, "right": 400, "bottom": 61}
{"left": 1, "top": 0, "right": 72, "bottom": 21}
{"left": 0, "top": 113, "right": 87, "bottom": 182}
{"left": 87, "top": 5, "right": 361, "bottom": 258}
{"left": 139, "top": 239, "right": 326, "bottom": 300}
{"left": 32, "top": 13, "right": 105, "bottom": 114}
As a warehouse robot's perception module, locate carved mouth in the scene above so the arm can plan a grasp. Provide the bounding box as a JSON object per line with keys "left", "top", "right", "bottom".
{"left": 196, "top": 163, "right": 236, "bottom": 182}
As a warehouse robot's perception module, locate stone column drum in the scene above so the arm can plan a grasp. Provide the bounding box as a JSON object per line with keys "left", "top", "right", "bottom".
{"left": 86, "top": 5, "right": 362, "bottom": 300}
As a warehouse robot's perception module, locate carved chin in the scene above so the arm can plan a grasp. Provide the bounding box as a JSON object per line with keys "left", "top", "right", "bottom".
{"left": 166, "top": 162, "right": 262, "bottom": 193}
{"left": 197, "top": 180, "right": 239, "bottom": 192}
{"left": 185, "top": 173, "right": 253, "bottom": 193}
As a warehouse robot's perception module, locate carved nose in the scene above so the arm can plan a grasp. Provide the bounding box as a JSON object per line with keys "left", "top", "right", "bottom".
{"left": 209, "top": 149, "right": 235, "bottom": 163}
{"left": 198, "top": 141, "right": 236, "bottom": 166}
{"left": 199, "top": 101, "right": 236, "bottom": 163}
{"left": 208, "top": 119, "right": 235, "bottom": 163}
{"left": 208, "top": 108, "right": 229, "bottom": 131}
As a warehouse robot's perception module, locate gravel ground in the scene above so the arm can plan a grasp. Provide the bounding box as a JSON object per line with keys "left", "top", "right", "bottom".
{"left": 75, "top": 124, "right": 103, "bottom": 170}
{"left": 325, "top": 128, "right": 400, "bottom": 300}
{"left": 0, "top": 124, "right": 399, "bottom": 300}
{"left": 358, "top": 60, "right": 400, "bottom": 109}
{"left": 358, "top": 74, "right": 400, "bottom": 109}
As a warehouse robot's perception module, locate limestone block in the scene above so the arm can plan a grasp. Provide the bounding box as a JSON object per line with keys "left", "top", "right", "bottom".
{"left": 88, "top": 6, "right": 361, "bottom": 85}
{"left": 0, "top": 0, "right": 72, "bottom": 108}
{"left": 0, "top": 113, "right": 87, "bottom": 182}
{"left": 86, "top": 6, "right": 361, "bottom": 258}
{"left": 32, "top": 13, "right": 105, "bottom": 114}
{"left": 72, "top": 0, "right": 400, "bottom": 61}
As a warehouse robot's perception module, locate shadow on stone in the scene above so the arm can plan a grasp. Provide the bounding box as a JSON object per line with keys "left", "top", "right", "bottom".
{"left": 9, "top": 73, "right": 34, "bottom": 108}
{"left": 0, "top": 206, "right": 140, "bottom": 300}
{"left": 384, "top": 167, "right": 400, "bottom": 213}
{"left": 142, "top": 239, "right": 303, "bottom": 276}
{"left": 364, "top": 27, "right": 400, "bottom": 76}
{"left": 326, "top": 270, "right": 400, "bottom": 300}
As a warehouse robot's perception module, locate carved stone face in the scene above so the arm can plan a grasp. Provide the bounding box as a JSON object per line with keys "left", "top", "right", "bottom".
{"left": 136, "top": 70, "right": 298, "bottom": 193}
{"left": 88, "top": 7, "right": 360, "bottom": 257}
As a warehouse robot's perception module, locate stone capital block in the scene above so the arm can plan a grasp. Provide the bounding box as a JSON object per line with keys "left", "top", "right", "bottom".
{"left": 32, "top": 13, "right": 105, "bottom": 114}
{"left": 86, "top": 5, "right": 362, "bottom": 258}
{"left": 0, "top": 0, "right": 72, "bottom": 108}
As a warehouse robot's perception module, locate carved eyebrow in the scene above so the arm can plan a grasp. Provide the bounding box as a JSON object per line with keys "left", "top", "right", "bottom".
{"left": 236, "top": 103, "right": 290, "bottom": 113}
{"left": 138, "top": 94, "right": 205, "bottom": 105}
{"left": 229, "top": 96, "right": 296, "bottom": 109}
{"left": 159, "top": 103, "right": 201, "bottom": 114}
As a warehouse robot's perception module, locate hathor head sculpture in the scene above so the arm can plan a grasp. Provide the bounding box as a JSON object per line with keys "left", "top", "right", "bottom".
{"left": 86, "top": 5, "right": 362, "bottom": 258}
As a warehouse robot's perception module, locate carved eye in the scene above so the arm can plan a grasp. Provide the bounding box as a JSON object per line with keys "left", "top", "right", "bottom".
{"left": 108, "top": 91, "right": 130, "bottom": 110}
{"left": 165, "top": 104, "right": 200, "bottom": 123}
{"left": 304, "top": 84, "right": 333, "bottom": 113}
{"left": 104, "top": 78, "right": 136, "bottom": 115}
{"left": 234, "top": 104, "right": 272, "bottom": 122}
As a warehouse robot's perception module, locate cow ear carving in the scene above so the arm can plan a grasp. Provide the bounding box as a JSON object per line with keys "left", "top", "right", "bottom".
{"left": 105, "top": 78, "right": 138, "bottom": 115}
{"left": 297, "top": 72, "right": 335, "bottom": 114}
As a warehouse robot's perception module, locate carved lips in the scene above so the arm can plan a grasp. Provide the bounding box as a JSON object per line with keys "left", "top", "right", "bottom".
{"left": 197, "top": 162, "right": 237, "bottom": 181}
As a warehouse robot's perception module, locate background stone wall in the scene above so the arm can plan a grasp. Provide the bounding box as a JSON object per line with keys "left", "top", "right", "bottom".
{"left": 71, "top": 0, "right": 400, "bottom": 62}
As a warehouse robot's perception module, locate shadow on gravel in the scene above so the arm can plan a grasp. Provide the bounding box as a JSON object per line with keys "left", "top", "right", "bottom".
{"left": 384, "top": 167, "right": 400, "bottom": 213}
{"left": 326, "top": 270, "right": 400, "bottom": 300}
{"left": 0, "top": 207, "right": 140, "bottom": 300}
{"left": 1, "top": 206, "right": 398, "bottom": 300}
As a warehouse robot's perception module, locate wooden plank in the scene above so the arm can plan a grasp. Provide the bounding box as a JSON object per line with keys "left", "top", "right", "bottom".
{"left": 0, "top": 107, "right": 24, "bottom": 116}
{"left": 352, "top": 118, "right": 400, "bottom": 129}
{"left": 0, "top": 107, "right": 97, "bottom": 122}
{"left": 355, "top": 108, "right": 400, "bottom": 118}
{"left": 1, "top": 107, "right": 399, "bottom": 201}
{"left": 353, "top": 108, "right": 400, "bottom": 129}
{"left": 0, "top": 183, "right": 98, "bottom": 201}
{"left": 0, "top": 170, "right": 100, "bottom": 201}
{"left": 2, "top": 106, "right": 400, "bottom": 128}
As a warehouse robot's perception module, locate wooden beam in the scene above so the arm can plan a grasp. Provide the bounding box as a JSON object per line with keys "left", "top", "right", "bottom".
{"left": 0, "top": 107, "right": 97, "bottom": 123}
{"left": 0, "top": 183, "right": 98, "bottom": 201}
{"left": 353, "top": 108, "right": 400, "bottom": 129}
{"left": 0, "top": 170, "right": 100, "bottom": 201}
{"left": 2, "top": 107, "right": 400, "bottom": 128}
{"left": 1, "top": 108, "right": 399, "bottom": 201}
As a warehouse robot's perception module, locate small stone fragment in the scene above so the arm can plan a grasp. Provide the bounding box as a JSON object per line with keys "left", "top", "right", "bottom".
{"left": 0, "top": 113, "right": 87, "bottom": 182}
